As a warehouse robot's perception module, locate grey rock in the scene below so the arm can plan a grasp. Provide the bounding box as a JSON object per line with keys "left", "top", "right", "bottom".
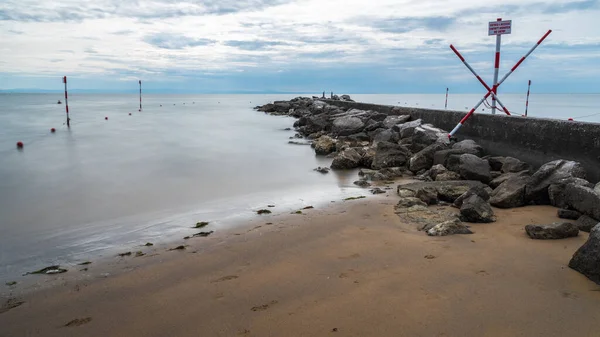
{"left": 429, "top": 164, "right": 448, "bottom": 180}
{"left": 525, "top": 222, "right": 579, "bottom": 240}
{"left": 490, "top": 171, "right": 503, "bottom": 179}
{"left": 398, "top": 180, "right": 488, "bottom": 203}
{"left": 301, "top": 115, "right": 331, "bottom": 135}
{"left": 525, "top": 160, "right": 587, "bottom": 205}
{"left": 364, "top": 120, "right": 384, "bottom": 132}
{"left": 575, "top": 215, "right": 600, "bottom": 233}
{"left": 427, "top": 218, "right": 473, "bottom": 236}
{"left": 354, "top": 180, "right": 371, "bottom": 188}
{"left": 564, "top": 184, "right": 600, "bottom": 221}
{"left": 569, "top": 224, "right": 600, "bottom": 284}
{"left": 397, "top": 119, "right": 422, "bottom": 139}
{"left": 460, "top": 195, "right": 496, "bottom": 223}
{"left": 411, "top": 125, "right": 449, "bottom": 153}
{"left": 314, "top": 167, "right": 330, "bottom": 174}
{"left": 490, "top": 174, "right": 530, "bottom": 208}
{"left": 340, "top": 94, "right": 354, "bottom": 102}
{"left": 370, "top": 187, "right": 386, "bottom": 195}
{"left": 595, "top": 183, "right": 600, "bottom": 194}
{"left": 409, "top": 143, "right": 449, "bottom": 173}
{"left": 501, "top": 157, "right": 532, "bottom": 173}
{"left": 332, "top": 116, "right": 365, "bottom": 136}
{"left": 557, "top": 209, "right": 581, "bottom": 220}
{"left": 489, "top": 171, "right": 530, "bottom": 189}
{"left": 452, "top": 140, "right": 484, "bottom": 157}
{"left": 396, "top": 197, "right": 427, "bottom": 209}
{"left": 488, "top": 157, "right": 507, "bottom": 171}
{"left": 416, "top": 186, "right": 438, "bottom": 205}
{"left": 452, "top": 154, "right": 492, "bottom": 184}
{"left": 433, "top": 148, "right": 481, "bottom": 168}
{"left": 397, "top": 188, "right": 417, "bottom": 198}
{"left": 372, "top": 129, "right": 399, "bottom": 145}
{"left": 436, "top": 171, "right": 462, "bottom": 181}
{"left": 454, "top": 186, "right": 491, "bottom": 208}
{"left": 548, "top": 177, "right": 594, "bottom": 209}
{"left": 331, "top": 148, "right": 362, "bottom": 169}
{"left": 347, "top": 132, "right": 370, "bottom": 142}
{"left": 359, "top": 146, "right": 377, "bottom": 169}
{"left": 383, "top": 115, "right": 411, "bottom": 128}
{"left": 372, "top": 142, "right": 410, "bottom": 169}
{"left": 313, "top": 136, "right": 336, "bottom": 155}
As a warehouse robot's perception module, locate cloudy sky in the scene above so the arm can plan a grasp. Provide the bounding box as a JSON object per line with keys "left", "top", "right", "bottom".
{"left": 0, "top": 0, "right": 599, "bottom": 93}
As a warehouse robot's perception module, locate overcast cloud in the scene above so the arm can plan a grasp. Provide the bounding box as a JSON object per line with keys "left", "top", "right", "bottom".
{"left": 0, "top": 0, "right": 599, "bottom": 93}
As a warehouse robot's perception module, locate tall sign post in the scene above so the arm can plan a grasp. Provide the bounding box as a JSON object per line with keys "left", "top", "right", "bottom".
{"left": 63, "top": 76, "right": 70, "bottom": 128}
{"left": 488, "top": 18, "right": 512, "bottom": 115}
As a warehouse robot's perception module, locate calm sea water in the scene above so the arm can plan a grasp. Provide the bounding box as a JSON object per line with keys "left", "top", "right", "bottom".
{"left": 0, "top": 93, "right": 598, "bottom": 282}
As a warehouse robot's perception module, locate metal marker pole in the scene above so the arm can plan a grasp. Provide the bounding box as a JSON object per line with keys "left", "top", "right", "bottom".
{"left": 63, "top": 76, "right": 70, "bottom": 128}
{"left": 445, "top": 88, "right": 449, "bottom": 109}
{"left": 525, "top": 80, "right": 531, "bottom": 116}
{"left": 491, "top": 18, "right": 502, "bottom": 115}
{"left": 450, "top": 44, "right": 511, "bottom": 115}
{"left": 448, "top": 30, "right": 552, "bottom": 137}
{"left": 139, "top": 80, "right": 142, "bottom": 112}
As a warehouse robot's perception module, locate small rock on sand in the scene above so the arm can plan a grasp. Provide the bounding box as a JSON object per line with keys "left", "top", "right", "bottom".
{"left": 525, "top": 222, "right": 579, "bottom": 240}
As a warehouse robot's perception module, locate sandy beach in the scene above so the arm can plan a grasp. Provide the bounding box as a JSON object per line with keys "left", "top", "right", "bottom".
{"left": 2, "top": 189, "right": 600, "bottom": 337}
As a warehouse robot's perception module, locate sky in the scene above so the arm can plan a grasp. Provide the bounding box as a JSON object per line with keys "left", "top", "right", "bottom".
{"left": 0, "top": 0, "right": 599, "bottom": 93}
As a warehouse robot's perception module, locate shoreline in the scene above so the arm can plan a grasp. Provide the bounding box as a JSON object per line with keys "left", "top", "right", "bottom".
{"left": 3, "top": 190, "right": 600, "bottom": 336}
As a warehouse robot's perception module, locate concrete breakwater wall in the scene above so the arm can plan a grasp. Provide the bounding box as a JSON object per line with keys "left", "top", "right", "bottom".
{"left": 325, "top": 100, "right": 600, "bottom": 183}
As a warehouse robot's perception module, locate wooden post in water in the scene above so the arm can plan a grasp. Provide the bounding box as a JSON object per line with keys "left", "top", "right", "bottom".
{"left": 525, "top": 80, "right": 531, "bottom": 117}
{"left": 139, "top": 80, "right": 142, "bottom": 112}
{"left": 63, "top": 76, "right": 70, "bottom": 128}
{"left": 445, "top": 87, "right": 449, "bottom": 109}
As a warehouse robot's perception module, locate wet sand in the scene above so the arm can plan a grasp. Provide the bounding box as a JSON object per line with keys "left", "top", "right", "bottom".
{"left": 2, "top": 193, "right": 600, "bottom": 337}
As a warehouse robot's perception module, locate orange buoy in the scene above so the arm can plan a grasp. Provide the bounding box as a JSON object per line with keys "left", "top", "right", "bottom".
{"left": 568, "top": 118, "right": 574, "bottom": 121}
{"left": 51, "top": 128, "right": 56, "bottom": 133}
{"left": 16, "top": 141, "right": 23, "bottom": 149}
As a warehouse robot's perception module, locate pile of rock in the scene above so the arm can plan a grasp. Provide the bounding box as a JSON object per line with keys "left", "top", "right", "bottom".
{"left": 255, "top": 96, "right": 600, "bottom": 285}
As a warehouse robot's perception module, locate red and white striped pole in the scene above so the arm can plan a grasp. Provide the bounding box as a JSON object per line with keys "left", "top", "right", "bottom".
{"left": 448, "top": 30, "right": 552, "bottom": 138}
{"left": 63, "top": 76, "right": 70, "bottom": 128}
{"left": 450, "top": 44, "right": 511, "bottom": 115}
{"left": 445, "top": 87, "right": 449, "bottom": 109}
{"left": 139, "top": 80, "right": 142, "bottom": 112}
{"left": 525, "top": 80, "right": 531, "bottom": 117}
{"left": 491, "top": 18, "right": 502, "bottom": 115}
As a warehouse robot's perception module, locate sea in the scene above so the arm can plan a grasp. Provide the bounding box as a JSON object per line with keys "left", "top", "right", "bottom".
{"left": 0, "top": 93, "right": 599, "bottom": 283}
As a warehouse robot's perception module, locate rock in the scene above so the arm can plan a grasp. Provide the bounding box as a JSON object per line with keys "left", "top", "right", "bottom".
{"left": 332, "top": 94, "right": 340, "bottom": 100}
{"left": 409, "top": 143, "right": 449, "bottom": 173}
{"left": 347, "top": 132, "right": 370, "bottom": 142}
{"left": 370, "top": 188, "right": 386, "bottom": 195}
{"left": 397, "top": 188, "right": 417, "bottom": 198}
{"left": 396, "top": 197, "right": 427, "bottom": 209}
{"left": 558, "top": 209, "right": 581, "bottom": 220}
{"left": 354, "top": 180, "right": 371, "bottom": 188}
{"left": 595, "top": 183, "right": 600, "bottom": 194}
{"left": 331, "top": 148, "right": 362, "bottom": 170}
{"left": 501, "top": 157, "right": 532, "bottom": 173}
{"left": 415, "top": 186, "right": 438, "bottom": 205}
{"left": 490, "top": 174, "right": 530, "bottom": 208}
{"left": 489, "top": 171, "right": 530, "bottom": 189}
{"left": 396, "top": 119, "right": 422, "bottom": 139}
{"left": 564, "top": 184, "right": 600, "bottom": 221}
{"left": 411, "top": 125, "right": 448, "bottom": 153}
{"left": 332, "top": 116, "right": 365, "bottom": 136}
{"left": 429, "top": 164, "right": 448, "bottom": 180}
{"left": 313, "top": 136, "right": 336, "bottom": 155}
{"left": 454, "top": 186, "right": 491, "bottom": 208}
{"left": 372, "top": 142, "right": 410, "bottom": 169}
{"left": 433, "top": 148, "right": 480, "bottom": 168}
{"left": 340, "top": 94, "right": 354, "bottom": 102}
{"left": 382, "top": 115, "right": 411, "bottom": 128}
{"left": 427, "top": 218, "right": 473, "bottom": 236}
{"left": 288, "top": 141, "right": 311, "bottom": 146}
{"left": 27, "top": 265, "right": 68, "bottom": 275}
{"left": 372, "top": 129, "right": 399, "bottom": 145}
{"left": 359, "top": 146, "right": 377, "bottom": 168}
{"left": 436, "top": 171, "right": 462, "bottom": 181}
{"left": 452, "top": 154, "right": 491, "bottom": 183}
{"left": 569, "top": 224, "right": 600, "bottom": 285}
{"left": 490, "top": 171, "right": 502, "bottom": 179}
{"left": 398, "top": 180, "right": 488, "bottom": 203}
{"left": 460, "top": 195, "right": 496, "bottom": 223}
{"left": 575, "top": 215, "right": 599, "bottom": 233}
{"left": 301, "top": 115, "right": 331, "bottom": 135}
{"left": 525, "top": 222, "right": 579, "bottom": 240}
{"left": 452, "top": 140, "right": 484, "bottom": 157}
{"left": 314, "top": 167, "right": 330, "bottom": 174}
{"left": 525, "top": 160, "right": 587, "bottom": 205}
{"left": 548, "top": 177, "right": 594, "bottom": 209}
{"left": 488, "top": 157, "right": 506, "bottom": 171}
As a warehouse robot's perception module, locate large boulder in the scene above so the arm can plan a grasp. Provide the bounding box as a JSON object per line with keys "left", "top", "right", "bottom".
{"left": 411, "top": 125, "right": 448, "bottom": 153}
{"left": 575, "top": 215, "right": 600, "bottom": 233}
{"left": 301, "top": 115, "right": 331, "bottom": 135}
{"left": 415, "top": 186, "right": 438, "bottom": 205}
{"left": 364, "top": 120, "right": 384, "bottom": 132}
{"left": 548, "top": 177, "right": 594, "bottom": 209}
{"left": 382, "top": 115, "right": 410, "bottom": 129}
{"left": 372, "top": 129, "right": 399, "bottom": 146}
{"left": 489, "top": 174, "right": 530, "bottom": 208}
{"left": 452, "top": 140, "right": 484, "bottom": 157}
{"left": 331, "top": 148, "right": 362, "bottom": 169}
{"left": 595, "top": 183, "right": 600, "bottom": 194}
{"left": 396, "top": 197, "right": 427, "bottom": 209}
{"left": 313, "top": 136, "right": 336, "bottom": 155}
{"left": 372, "top": 142, "right": 410, "bottom": 169}
{"left": 332, "top": 116, "right": 365, "bottom": 136}
{"left": 454, "top": 186, "right": 491, "bottom": 208}
{"left": 564, "top": 184, "right": 600, "bottom": 221}
{"left": 525, "top": 223, "right": 579, "bottom": 240}
{"left": 340, "top": 94, "right": 354, "bottom": 102}
{"left": 487, "top": 157, "right": 506, "bottom": 171}
{"left": 429, "top": 164, "right": 448, "bottom": 180}
{"left": 358, "top": 146, "right": 376, "bottom": 169}
{"left": 557, "top": 209, "right": 581, "bottom": 220}
{"left": 436, "top": 171, "right": 462, "bottom": 181}
{"left": 489, "top": 171, "right": 530, "bottom": 189}
{"left": 525, "top": 160, "right": 587, "bottom": 205}
{"left": 398, "top": 180, "right": 488, "bottom": 203}
{"left": 409, "top": 143, "right": 449, "bottom": 173}
{"left": 460, "top": 195, "right": 496, "bottom": 223}
{"left": 569, "top": 224, "right": 600, "bottom": 285}
{"left": 450, "top": 154, "right": 491, "bottom": 184}
{"left": 396, "top": 119, "right": 422, "bottom": 139}
{"left": 433, "top": 148, "right": 482, "bottom": 168}
{"left": 427, "top": 218, "right": 473, "bottom": 236}
{"left": 501, "top": 157, "right": 532, "bottom": 173}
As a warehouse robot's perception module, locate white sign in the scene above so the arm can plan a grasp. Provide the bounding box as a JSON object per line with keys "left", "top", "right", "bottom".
{"left": 488, "top": 20, "right": 512, "bottom": 36}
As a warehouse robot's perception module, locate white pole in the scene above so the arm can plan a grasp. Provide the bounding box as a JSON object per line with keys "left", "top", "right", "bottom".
{"left": 491, "top": 18, "right": 502, "bottom": 115}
